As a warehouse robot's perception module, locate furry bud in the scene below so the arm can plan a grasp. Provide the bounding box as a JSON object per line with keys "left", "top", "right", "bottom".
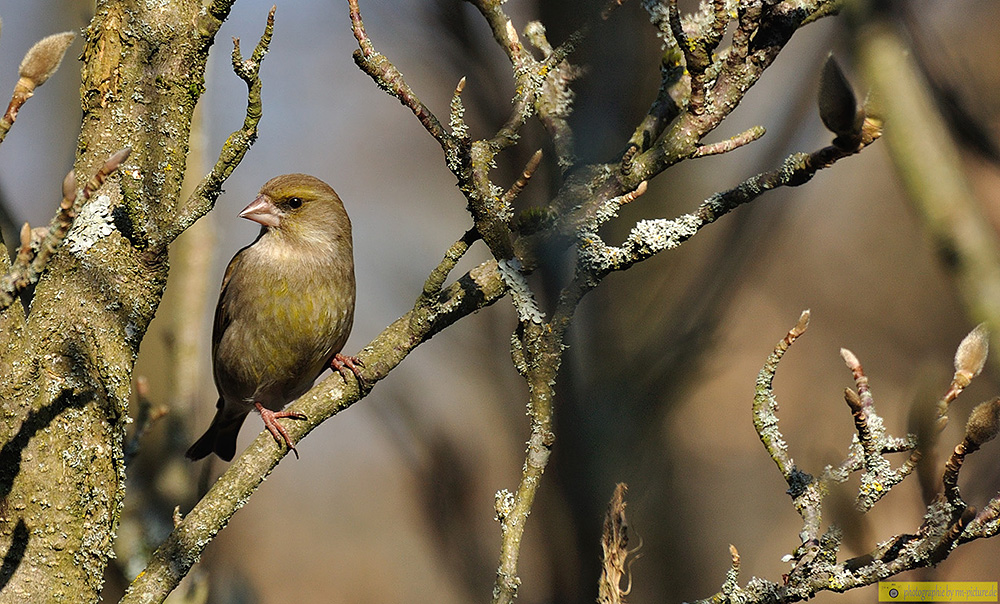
{"left": 19, "top": 32, "right": 75, "bottom": 87}
{"left": 966, "top": 397, "right": 1000, "bottom": 447}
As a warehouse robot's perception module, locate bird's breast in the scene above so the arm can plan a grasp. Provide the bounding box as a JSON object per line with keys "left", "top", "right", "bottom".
{"left": 213, "top": 236, "right": 356, "bottom": 410}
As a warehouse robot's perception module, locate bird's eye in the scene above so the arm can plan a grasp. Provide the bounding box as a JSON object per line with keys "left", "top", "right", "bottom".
{"left": 287, "top": 197, "right": 303, "bottom": 209}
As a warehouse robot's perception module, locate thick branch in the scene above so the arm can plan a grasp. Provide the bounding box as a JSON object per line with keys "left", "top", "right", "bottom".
{"left": 0, "top": 1, "right": 245, "bottom": 600}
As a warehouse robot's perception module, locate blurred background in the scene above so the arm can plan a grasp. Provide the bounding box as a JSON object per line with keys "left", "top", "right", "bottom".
{"left": 1, "top": 0, "right": 999, "bottom": 602}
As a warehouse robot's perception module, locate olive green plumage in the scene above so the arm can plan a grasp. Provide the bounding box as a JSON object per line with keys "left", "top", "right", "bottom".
{"left": 186, "top": 174, "right": 356, "bottom": 461}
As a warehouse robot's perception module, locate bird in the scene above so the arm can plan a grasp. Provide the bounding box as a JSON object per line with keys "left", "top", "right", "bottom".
{"left": 186, "top": 173, "right": 361, "bottom": 462}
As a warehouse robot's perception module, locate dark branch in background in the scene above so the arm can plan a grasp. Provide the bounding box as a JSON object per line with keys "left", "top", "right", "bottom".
{"left": 164, "top": 5, "right": 275, "bottom": 245}
{"left": 690, "top": 315, "right": 1000, "bottom": 604}
{"left": 123, "top": 377, "right": 169, "bottom": 467}
{"left": 0, "top": 148, "right": 131, "bottom": 312}
{"left": 851, "top": 3, "right": 1000, "bottom": 374}
{"left": 900, "top": 5, "right": 1000, "bottom": 165}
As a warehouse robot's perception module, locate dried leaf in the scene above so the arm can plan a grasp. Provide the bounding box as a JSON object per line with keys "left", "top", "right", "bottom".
{"left": 598, "top": 483, "right": 630, "bottom": 604}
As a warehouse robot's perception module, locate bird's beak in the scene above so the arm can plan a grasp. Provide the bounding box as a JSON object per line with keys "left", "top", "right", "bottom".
{"left": 239, "top": 194, "right": 282, "bottom": 228}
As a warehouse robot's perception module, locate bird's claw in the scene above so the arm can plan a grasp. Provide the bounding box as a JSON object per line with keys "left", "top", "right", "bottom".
{"left": 255, "top": 402, "right": 307, "bottom": 459}
{"left": 331, "top": 353, "right": 365, "bottom": 386}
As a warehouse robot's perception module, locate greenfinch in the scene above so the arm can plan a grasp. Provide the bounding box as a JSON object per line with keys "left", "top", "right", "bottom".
{"left": 186, "top": 174, "right": 361, "bottom": 461}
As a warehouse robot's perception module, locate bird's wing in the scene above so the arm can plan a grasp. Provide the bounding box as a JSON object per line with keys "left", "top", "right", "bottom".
{"left": 212, "top": 249, "right": 246, "bottom": 357}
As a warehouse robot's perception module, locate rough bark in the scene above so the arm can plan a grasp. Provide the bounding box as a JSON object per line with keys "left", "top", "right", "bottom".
{"left": 0, "top": 1, "right": 232, "bottom": 600}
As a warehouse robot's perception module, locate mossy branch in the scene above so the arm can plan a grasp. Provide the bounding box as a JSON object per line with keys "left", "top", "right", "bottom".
{"left": 698, "top": 316, "right": 1000, "bottom": 604}
{"left": 165, "top": 5, "right": 275, "bottom": 244}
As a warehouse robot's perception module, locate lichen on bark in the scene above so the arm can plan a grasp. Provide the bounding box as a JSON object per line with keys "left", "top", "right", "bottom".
{"left": 0, "top": 1, "right": 236, "bottom": 601}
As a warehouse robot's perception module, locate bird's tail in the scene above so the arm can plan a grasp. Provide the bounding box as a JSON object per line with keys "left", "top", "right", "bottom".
{"left": 185, "top": 400, "right": 249, "bottom": 462}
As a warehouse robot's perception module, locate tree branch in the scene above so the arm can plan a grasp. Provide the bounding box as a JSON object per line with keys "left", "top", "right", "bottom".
{"left": 853, "top": 6, "right": 1000, "bottom": 375}
{"left": 0, "top": 0, "right": 260, "bottom": 599}
{"left": 165, "top": 5, "right": 275, "bottom": 244}
{"left": 343, "top": 3, "right": 877, "bottom": 603}
{"left": 692, "top": 316, "right": 1000, "bottom": 604}
{"left": 121, "top": 248, "right": 506, "bottom": 602}
{"left": 578, "top": 117, "right": 881, "bottom": 278}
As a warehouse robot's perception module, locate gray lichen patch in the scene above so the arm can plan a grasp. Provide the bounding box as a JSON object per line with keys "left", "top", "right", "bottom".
{"left": 66, "top": 194, "right": 115, "bottom": 255}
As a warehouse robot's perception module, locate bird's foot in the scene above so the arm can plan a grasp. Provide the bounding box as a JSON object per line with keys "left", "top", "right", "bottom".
{"left": 255, "top": 402, "right": 307, "bottom": 459}
{"left": 331, "top": 353, "right": 365, "bottom": 385}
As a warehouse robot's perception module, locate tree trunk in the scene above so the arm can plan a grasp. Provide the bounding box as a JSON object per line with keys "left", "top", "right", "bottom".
{"left": 0, "top": 1, "right": 230, "bottom": 600}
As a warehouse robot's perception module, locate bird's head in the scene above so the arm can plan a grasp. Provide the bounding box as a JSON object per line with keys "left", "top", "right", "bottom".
{"left": 239, "top": 173, "right": 351, "bottom": 244}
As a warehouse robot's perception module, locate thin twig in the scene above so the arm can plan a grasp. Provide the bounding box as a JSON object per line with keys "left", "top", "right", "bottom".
{"left": 753, "top": 310, "right": 810, "bottom": 484}
{"left": 692, "top": 126, "right": 766, "bottom": 158}
{"left": 166, "top": 5, "right": 275, "bottom": 243}
{"left": 838, "top": 347, "right": 918, "bottom": 510}
{"left": 348, "top": 0, "right": 453, "bottom": 150}
{"left": 420, "top": 229, "right": 479, "bottom": 299}
{"left": 499, "top": 150, "right": 543, "bottom": 207}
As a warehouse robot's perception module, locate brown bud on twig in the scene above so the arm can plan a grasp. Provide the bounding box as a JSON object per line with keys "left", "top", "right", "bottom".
{"left": 844, "top": 387, "right": 862, "bottom": 413}
{"left": 791, "top": 309, "right": 810, "bottom": 337}
{"left": 501, "top": 149, "right": 543, "bottom": 207}
{"left": 965, "top": 397, "right": 1000, "bottom": 448}
{"left": 818, "top": 55, "right": 864, "bottom": 144}
{"left": 1, "top": 31, "right": 76, "bottom": 132}
{"left": 62, "top": 169, "right": 76, "bottom": 203}
{"left": 102, "top": 147, "right": 133, "bottom": 176}
{"left": 19, "top": 222, "right": 31, "bottom": 248}
{"left": 19, "top": 31, "right": 75, "bottom": 88}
